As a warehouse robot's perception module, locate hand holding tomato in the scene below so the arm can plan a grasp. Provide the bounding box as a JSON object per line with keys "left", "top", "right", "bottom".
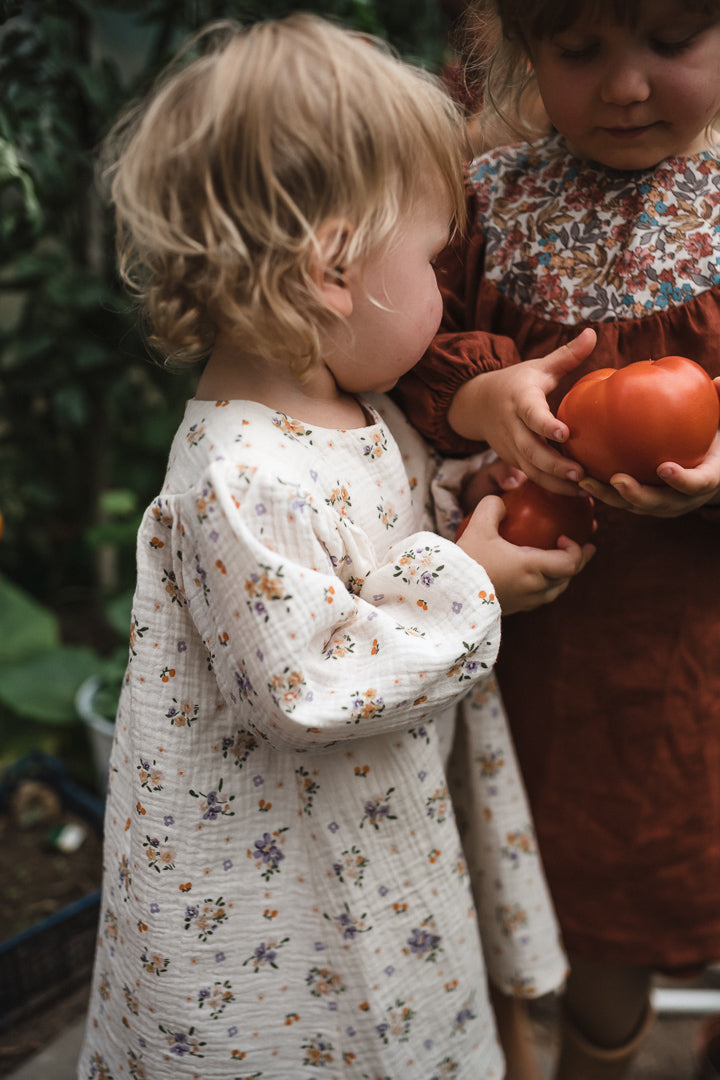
{"left": 457, "top": 479, "right": 594, "bottom": 549}
{"left": 447, "top": 328, "right": 597, "bottom": 494}
{"left": 498, "top": 480, "right": 595, "bottom": 548}
{"left": 455, "top": 494, "right": 595, "bottom": 613}
{"left": 580, "top": 426, "right": 720, "bottom": 518}
{"left": 557, "top": 355, "right": 720, "bottom": 485}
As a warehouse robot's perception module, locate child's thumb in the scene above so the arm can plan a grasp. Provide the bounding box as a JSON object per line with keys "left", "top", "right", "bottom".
{"left": 534, "top": 327, "right": 597, "bottom": 385}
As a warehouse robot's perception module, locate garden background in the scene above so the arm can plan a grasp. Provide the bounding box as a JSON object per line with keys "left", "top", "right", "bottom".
{"left": 0, "top": 0, "right": 461, "bottom": 786}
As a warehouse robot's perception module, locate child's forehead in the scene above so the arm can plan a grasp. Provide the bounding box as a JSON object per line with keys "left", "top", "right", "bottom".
{"left": 512, "top": 0, "right": 719, "bottom": 38}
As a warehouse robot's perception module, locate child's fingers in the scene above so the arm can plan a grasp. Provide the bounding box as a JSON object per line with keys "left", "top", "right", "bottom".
{"left": 522, "top": 328, "right": 598, "bottom": 443}
{"left": 524, "top": 541, "right": 595, "bottom": 606}
{"left": 530, "top": 327, "right": 597, "bottom": 388}
{"left": 487, "top": 460, "right": 526, "bottom": 491}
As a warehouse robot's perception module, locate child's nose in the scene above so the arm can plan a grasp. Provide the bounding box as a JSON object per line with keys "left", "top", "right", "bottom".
{"left": 599, "top": 55, "right": 651, "bottom": 106}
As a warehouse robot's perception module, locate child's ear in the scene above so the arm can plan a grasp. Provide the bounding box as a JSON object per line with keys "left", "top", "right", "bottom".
{"left": 309, "top": 219, "right": 354, "bottom": 318}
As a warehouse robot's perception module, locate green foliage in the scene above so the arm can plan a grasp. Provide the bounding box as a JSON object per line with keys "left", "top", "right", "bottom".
{"left": 0, "top": 577, "right": 107, "bottom": 768}
{"left": 0, "top": 0, "right": 452, "bottom": 767}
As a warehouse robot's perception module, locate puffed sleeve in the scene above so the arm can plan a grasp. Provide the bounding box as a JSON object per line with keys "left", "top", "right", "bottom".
{"left": 393, "top": 181, "right": 521, "bottom": 456}
{"left": 167, "top": 459, "right": 501, "bottom": 752}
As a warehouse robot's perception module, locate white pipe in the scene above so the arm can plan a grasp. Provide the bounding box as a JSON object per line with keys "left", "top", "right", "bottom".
{"left": 651, "top": 987, "right": 720, "bottom": 1015}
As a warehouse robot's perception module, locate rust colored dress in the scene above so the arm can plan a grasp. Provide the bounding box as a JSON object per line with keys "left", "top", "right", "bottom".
{"left": 395, "top": 133, "right": 720, "bottom": 969}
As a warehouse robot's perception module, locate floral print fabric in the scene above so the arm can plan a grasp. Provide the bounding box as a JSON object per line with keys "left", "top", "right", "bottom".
{"left": 78, "top": 395, "right": 564, "bottom": 1079}
{"left": 474, "top": 132, "right": 720, "bottom": 325}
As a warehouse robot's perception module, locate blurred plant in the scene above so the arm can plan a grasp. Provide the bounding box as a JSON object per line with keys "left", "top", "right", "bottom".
{"left": 0, "top": 575, "right": 128, "bottom": 773}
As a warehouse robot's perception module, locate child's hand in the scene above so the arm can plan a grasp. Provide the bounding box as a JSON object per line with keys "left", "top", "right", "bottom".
{"left": 459, "top": 459, "right": 526, "bottom": 515}
{"left": 456, "top": 494, "right": 595, "bottom": 615}
{"left": 580, "top": 428, "right": 720, "bottom": 518}
{"left": 447, "top": 328, "right": 597, "bottom": 495}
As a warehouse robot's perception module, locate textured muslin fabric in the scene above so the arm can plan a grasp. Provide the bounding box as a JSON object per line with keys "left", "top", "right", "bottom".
{"left": 77, "top": 394, "right": 564, "bottom": 1079}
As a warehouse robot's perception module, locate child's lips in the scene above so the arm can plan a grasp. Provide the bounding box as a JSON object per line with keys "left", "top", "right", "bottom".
{"left": 602, "top": 124, "right": 654, "bottom": 139}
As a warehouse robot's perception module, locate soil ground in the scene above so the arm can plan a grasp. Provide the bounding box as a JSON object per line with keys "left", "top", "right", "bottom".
{"left": 0, "top": 775, "right": 102, "bottom": 1077}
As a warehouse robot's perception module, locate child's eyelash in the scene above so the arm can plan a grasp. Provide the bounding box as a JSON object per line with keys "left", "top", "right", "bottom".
{"left": 651, "top": 35, "right": 697, "bottom": 56}
{"left": 556, "top": 44, "right": 598, "bottom": 61}
{"left": 556, "top": 29, "right": 703, "bottom": 62}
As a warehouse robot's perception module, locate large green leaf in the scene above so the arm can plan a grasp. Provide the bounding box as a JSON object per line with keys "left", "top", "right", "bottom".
{"left": 0, "top": 644, "right": 105, "bottom": 723}
{"left": 0, "top": 577, "right": 59, "bottom": 663}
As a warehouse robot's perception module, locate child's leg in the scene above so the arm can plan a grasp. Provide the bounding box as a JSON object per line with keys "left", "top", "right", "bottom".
{"left": 555, "top": 955, "right": 654, "bottom": 1079}
{"left": 490, "top": 984, "right": 546, "bottom": 1080}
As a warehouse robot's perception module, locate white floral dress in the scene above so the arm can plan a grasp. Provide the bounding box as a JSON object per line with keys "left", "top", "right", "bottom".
{"left": 78, "top": 394, "right": 564, "bottom": 1080}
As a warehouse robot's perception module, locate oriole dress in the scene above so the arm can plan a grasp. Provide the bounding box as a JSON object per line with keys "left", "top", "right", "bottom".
{"left": 77, "top": 393, "right": 565, "bottom": 1080}
{"left": 395, "top": 133, "right": 720, "bottom": 970}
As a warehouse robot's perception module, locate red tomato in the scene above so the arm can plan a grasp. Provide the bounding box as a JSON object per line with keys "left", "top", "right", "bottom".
{"left": 557, "top": 355, "right": 720, "bottom": 485}
{"left": 455, "top": 481, "right": 594, "bottom": 550}
{"left": 498, "top": 481, "right": 594, "bottom": 549}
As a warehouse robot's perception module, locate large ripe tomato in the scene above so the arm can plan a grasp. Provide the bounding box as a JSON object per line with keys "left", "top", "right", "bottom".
{"left": 557, "top": 355, "right": 720, "bottom": 485}
{"left": 455, "top": 481, "right": 594, "bottom": 550}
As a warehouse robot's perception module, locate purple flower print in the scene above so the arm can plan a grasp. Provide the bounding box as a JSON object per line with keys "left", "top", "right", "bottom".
{"left": 203, "top": 791, "right": 223, "bottom": 820}
{"left": 250, "top": 827, "right": 289, "bottom": 880}
{"left": 234, "top": 669, "right": 254, "bottom": 697}
{"left": 254, "top": 942, "right": 277, "bottom": 966}
{"left": 168, "top": 1032, "right": 192, "bottom": 1056}
{"left": 365, "top": 799, "right": 389, "bottom": 821}
{"left": 189, "top": 780, "right": 234, "bottom": 819}
{"left": 254, "top": 832, "right": 284, "bottom": 865}
{"left": 243, "top": 936, "right": 289, "bottom": 972}
{"left": 360, "top": 787, "right": 396, "bottom": 830}
{"left": 406, "top": 921, "right": 442, "bottom": 962}
{"left": 407, "top": 927, "right": 439, "bottom": 953}
{"left": 420, "top": 571, "right": 435, "bottom": 588}
{"left": 325, "top": 903, "right": 371, "bottom": 940}
{"left": 337, "top": 911, "right": 358, "bottom": 940}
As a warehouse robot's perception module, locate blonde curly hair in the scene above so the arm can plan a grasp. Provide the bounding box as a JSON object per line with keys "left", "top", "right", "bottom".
{"left": 100, "top": 14, "right": 468, "bottom": 373}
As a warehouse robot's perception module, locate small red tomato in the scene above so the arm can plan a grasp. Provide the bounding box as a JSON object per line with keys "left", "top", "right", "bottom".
{"left": 455, "top": 482, "right": 594, "bottom": 549}
{"left": 498, "top": 481, "right": 594, "bottom": 549}
{"left": 557, "top": 355, "right": 720, "bottom": 484}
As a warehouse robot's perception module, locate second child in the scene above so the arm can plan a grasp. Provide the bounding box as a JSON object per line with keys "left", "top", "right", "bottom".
{"left": 396, "top": 1, "right": 720, "bottom": 1076}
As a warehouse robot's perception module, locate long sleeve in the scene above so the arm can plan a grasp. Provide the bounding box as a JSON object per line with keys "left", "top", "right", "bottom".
{"left": 150, "top": 456, "right": 501, "bottom": 753}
